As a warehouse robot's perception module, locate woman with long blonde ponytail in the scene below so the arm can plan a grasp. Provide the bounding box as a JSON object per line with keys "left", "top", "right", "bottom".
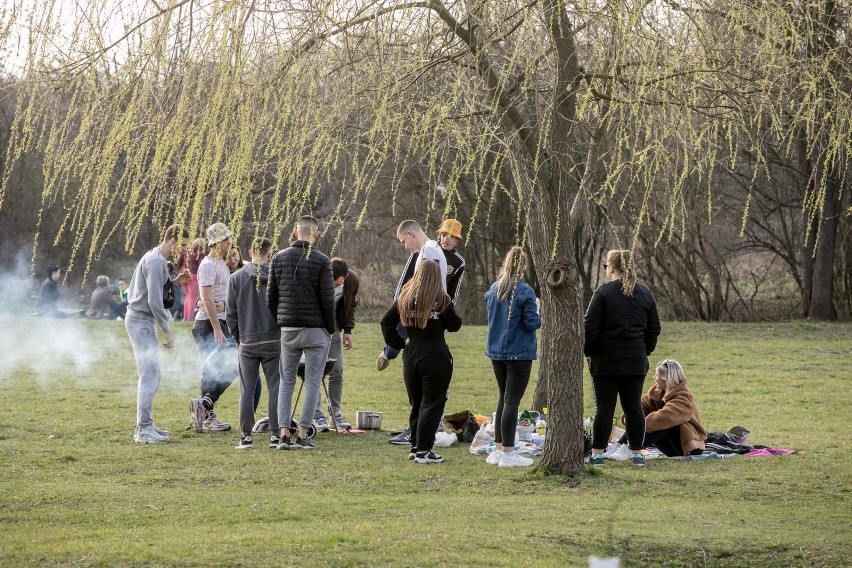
{"left": 583, "top": 249, "right": 661, "bottom": 467}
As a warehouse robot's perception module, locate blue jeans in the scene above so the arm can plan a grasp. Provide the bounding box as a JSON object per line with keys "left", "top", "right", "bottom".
{"left": 382, "top": 323, "right": 408, "bottom": 360}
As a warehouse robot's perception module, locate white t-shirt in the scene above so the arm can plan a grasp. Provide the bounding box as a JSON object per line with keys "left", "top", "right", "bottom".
{"left": 195, "top": 255, "right": 230, "bottom": 321}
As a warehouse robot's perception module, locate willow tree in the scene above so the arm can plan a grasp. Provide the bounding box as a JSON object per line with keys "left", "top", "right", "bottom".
{"left": 2, "top": 0, "right": 849, "bottom": 474}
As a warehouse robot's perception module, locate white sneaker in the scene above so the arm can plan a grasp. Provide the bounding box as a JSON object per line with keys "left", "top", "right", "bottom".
{"left": 498, "top": 451, "right": 533, "bottom": 468}
{"left": 606, "top": 444, "right": 631, "bottom": 461}
{"left": 600, "top": 442, "right": 620, "bottom": 457}
{"left": 134, "top": 425, "right": 170, "bottom": 444}
{"left": 486, "top": 449, "right": 504, "bottom": 465}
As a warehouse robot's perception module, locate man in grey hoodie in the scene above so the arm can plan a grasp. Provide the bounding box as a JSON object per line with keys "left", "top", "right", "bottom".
{"left": 226, "top": 237, "right": 281, "bottom": 450}
{"left": 125, "top": 224, "right": 190, "bottom": 444}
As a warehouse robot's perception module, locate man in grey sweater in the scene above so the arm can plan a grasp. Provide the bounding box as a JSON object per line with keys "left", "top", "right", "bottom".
{"left": 226, "top": 237, "right": 281, "bottom": 450}
{"left": 125, "top": 224, "right": 190, "bottom": 444}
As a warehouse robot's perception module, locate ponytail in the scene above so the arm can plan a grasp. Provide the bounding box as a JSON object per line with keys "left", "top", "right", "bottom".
{"left": 606, "top": 249, "right": 637, "bottom": 297}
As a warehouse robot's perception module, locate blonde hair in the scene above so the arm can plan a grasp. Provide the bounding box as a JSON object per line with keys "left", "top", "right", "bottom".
{"left": 656, "top": 359, "right": 686, "bottom": 389}
{"left": 606, "top": 249, "right": 637, "bottom": 297}
{"left": 496, "top": 246, "right": 527, "bottom": 302}
{"left": 398, "top": 261, "right": 450, "bottom": 329}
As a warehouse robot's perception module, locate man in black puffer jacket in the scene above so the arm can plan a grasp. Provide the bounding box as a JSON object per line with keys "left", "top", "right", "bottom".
{"left": 267, "top": 215, "right": 336, "bottom": 450}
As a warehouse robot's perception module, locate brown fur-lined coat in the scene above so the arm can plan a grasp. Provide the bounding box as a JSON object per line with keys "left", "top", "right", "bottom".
{"left": 642, "top": 379, "right": 707, "bottom": 455}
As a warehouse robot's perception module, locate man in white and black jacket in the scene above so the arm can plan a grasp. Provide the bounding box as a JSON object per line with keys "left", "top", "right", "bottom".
{"left": 267, "top": 215, "right": 336, "bottom": 450}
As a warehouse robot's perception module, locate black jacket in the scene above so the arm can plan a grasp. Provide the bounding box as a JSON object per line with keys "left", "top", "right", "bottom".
{"left": 267, "top": 241, "right": 336, "bottom": 334}
{"left": 380, "top": 300, "right": 462, "bottom": 350}
{"left": 443, "top": 248, "right": 465, "bottom": 305}
{"left": 583, "top": 280, "right": 661, "bottom": 376}
{"left": 336, "top": 270, "right": 359, "bottom": 334}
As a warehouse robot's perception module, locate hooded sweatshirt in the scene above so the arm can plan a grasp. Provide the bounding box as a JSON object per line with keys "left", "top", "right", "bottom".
{"left": 226, "top": 262, "right": 280, "bottom": 345}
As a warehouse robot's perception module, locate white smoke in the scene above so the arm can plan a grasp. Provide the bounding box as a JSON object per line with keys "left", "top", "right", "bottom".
{"left": 0, "top": 252, "right": 203, "bottom": 390}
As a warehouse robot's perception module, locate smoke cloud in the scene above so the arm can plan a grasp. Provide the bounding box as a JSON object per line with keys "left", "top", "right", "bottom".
{"left": 0, "top": 253, "right": 202, "bottom": 391}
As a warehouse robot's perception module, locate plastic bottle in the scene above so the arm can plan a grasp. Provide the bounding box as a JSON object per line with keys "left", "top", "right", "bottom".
{"left": 537, "top": 407, "right": 548, "bottom": 435}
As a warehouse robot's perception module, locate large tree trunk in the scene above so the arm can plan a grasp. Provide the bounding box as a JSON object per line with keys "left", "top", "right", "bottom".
{"left": 809, "top": 173, "right": 841, "bottom": 319}
{"left": 528, "top": 218, "right": 585, "bottom": 475}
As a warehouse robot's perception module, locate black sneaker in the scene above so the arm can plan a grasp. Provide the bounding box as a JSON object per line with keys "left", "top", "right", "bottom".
{"left": 275, "top": 435, "right": 291, "bottom": 450}
{"left": 269, "top": 435, "right": 280, "bottom": 449}
{"left": 414, "top": 450, "right": 443, "bottom": 464}
{"left": 389, "top": 427, "right": 411, "bottom": 445}
{"left": 292, "top": 437, "right": 315, "bottom": 450}
{"left": 408, "top": 447, "right": 418, "bottom": 460}
{"left": 235, "top": 435, "right": 253, "bottom": 450}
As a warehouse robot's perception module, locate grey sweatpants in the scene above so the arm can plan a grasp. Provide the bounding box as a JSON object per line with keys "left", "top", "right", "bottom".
{"left": 314, "top": 330, "right": 344, "bottom": 419}
{"left": 125, "top": 314, "right": 161, "bottom": 428}
{"left": 278, "top": 328, "right": 331, "bottom": 432}
{"left": 238, "top": 341, "right": 281, "bottom": 437}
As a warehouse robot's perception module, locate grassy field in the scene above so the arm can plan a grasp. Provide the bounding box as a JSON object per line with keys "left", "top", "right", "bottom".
{"left": 0, "top": 317, "right": 849, "bottom": 567}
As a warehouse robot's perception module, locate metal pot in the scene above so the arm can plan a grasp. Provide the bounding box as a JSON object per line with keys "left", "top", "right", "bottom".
{"left": 356, "top": 411, "right": 383, "bottom": 430}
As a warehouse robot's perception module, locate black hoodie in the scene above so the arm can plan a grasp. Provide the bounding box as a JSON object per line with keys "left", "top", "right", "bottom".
{"left": 226, "top": 262, "right": 281, "bottom": 345}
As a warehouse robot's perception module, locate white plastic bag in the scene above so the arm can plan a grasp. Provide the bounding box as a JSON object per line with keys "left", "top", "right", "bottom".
{"left": 433, "top": 431, "right": 457, "bottom": 448}
{"left": 469, "top": 421, "right": 495, "bottom": 454}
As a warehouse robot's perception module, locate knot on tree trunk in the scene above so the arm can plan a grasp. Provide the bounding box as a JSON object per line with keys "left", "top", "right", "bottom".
{"left": 544, "top": 262, "right": 569, "bottom": 288}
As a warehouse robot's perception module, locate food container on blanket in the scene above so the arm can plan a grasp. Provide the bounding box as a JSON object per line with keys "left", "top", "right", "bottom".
{"left": 356, "top": 411, "right": 383, "bottom": 430}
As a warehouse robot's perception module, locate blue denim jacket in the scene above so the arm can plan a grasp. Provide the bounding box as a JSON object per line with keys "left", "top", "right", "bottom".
{"left": 485, "top": 280, "right": 541, "bottom": 360}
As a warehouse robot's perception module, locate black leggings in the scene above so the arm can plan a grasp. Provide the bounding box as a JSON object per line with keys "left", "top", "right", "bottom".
{"left": 619, "top": 426, "right": 703, "bottom": 457}
{"left": 402, "top": 340, "right": 453, "bottom": 452}
{"left": 492, "top": 360, "right": 533, "bottom": 446}
{"left": 591, "top": 374, "right": 646, "bottom": 451}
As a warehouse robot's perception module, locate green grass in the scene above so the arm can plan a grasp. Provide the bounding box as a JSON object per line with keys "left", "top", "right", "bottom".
{"left": 0, "top": 318, "right": 849, "bottom": 567}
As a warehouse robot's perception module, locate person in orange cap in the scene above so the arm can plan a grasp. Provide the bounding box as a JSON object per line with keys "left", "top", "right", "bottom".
{"left": 437, "top": 219, "right": 465, "bottom": 305}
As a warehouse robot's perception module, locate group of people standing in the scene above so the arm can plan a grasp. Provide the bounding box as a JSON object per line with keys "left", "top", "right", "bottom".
{"left": 124, "top": 217, "right": 359, "bottom": 449}
{"left": 121, "top": 218, "right": 705, "bottom": 467}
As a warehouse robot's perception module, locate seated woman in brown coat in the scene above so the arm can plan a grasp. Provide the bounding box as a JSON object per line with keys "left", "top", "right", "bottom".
{"left": 620, "top": 359, "right": 707, "bottom": 456}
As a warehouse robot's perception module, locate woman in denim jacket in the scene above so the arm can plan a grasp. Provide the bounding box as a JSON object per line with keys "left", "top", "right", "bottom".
{"left": 484, "top": 246, "right": 541, "bottom": 468}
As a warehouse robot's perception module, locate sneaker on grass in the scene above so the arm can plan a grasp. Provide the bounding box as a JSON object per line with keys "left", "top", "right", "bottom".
{"left": 203, "top": 411, "right": 231, "bottom": 432}
{"left": 485, "top": 449, "right": 503, "bottom": 465}
{"left": 292, "top": 437, "right": 315, "bottom": 450}
{"left": 235, "top": 436, "right": 253, "bottom": 450}
{"left": 408, "top": 447, "right": 418, "bottom": 460}
{"left": 189, "top": 398, "right": 206, "bottom": 433}
{"left": 269, "top": 435, "right": 280, "bottom": 449}
{"left": 332, "top": 412, "right": 351, "bottom": 429}
{"left": 587, "top": 453, "right": 605, "bottom": 466}
{"left": 275, "top": 435, "right": 292, "bottom": 450}
{"left": 606, "top": 444, "right": 631, "bottom": 461}
{"left": 151, "top": 424, "right": 171, "bottom": 437}
{"left": 498, "top": 451, "right": 533, "bottom": 468}
{"left": 414, "top": 450, "right": 443, "bottom": 464}
{"left": 389, "top": 428, "right": 411, "bottom": 445}
{"left": 631, "top": 452, "right": 646, "bottom": 467}
{"left": 314, "top": 416, "right": 330, "bottom": 432}
{"left": 134, "top": 425, "right": 170, "bottom": 444}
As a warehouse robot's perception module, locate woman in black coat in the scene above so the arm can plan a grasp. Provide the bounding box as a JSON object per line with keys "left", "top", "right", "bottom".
{"left": 584, "top": 250, "right": 661, "bottom": 467}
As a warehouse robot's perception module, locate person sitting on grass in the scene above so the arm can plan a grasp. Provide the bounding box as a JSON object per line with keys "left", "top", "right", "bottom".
{"left": 87, "top": 275, "right": 119, "bottom": 319}
{"left": 616, "top": 359, "right": 706, "bottom": 457}
{"left": 37, "top": 265, "right": 75, "bottom": 318}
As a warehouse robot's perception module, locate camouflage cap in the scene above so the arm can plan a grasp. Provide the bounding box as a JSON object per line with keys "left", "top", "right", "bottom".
{"left": 205, "top": 222, "right": 233, "bottom": 246}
